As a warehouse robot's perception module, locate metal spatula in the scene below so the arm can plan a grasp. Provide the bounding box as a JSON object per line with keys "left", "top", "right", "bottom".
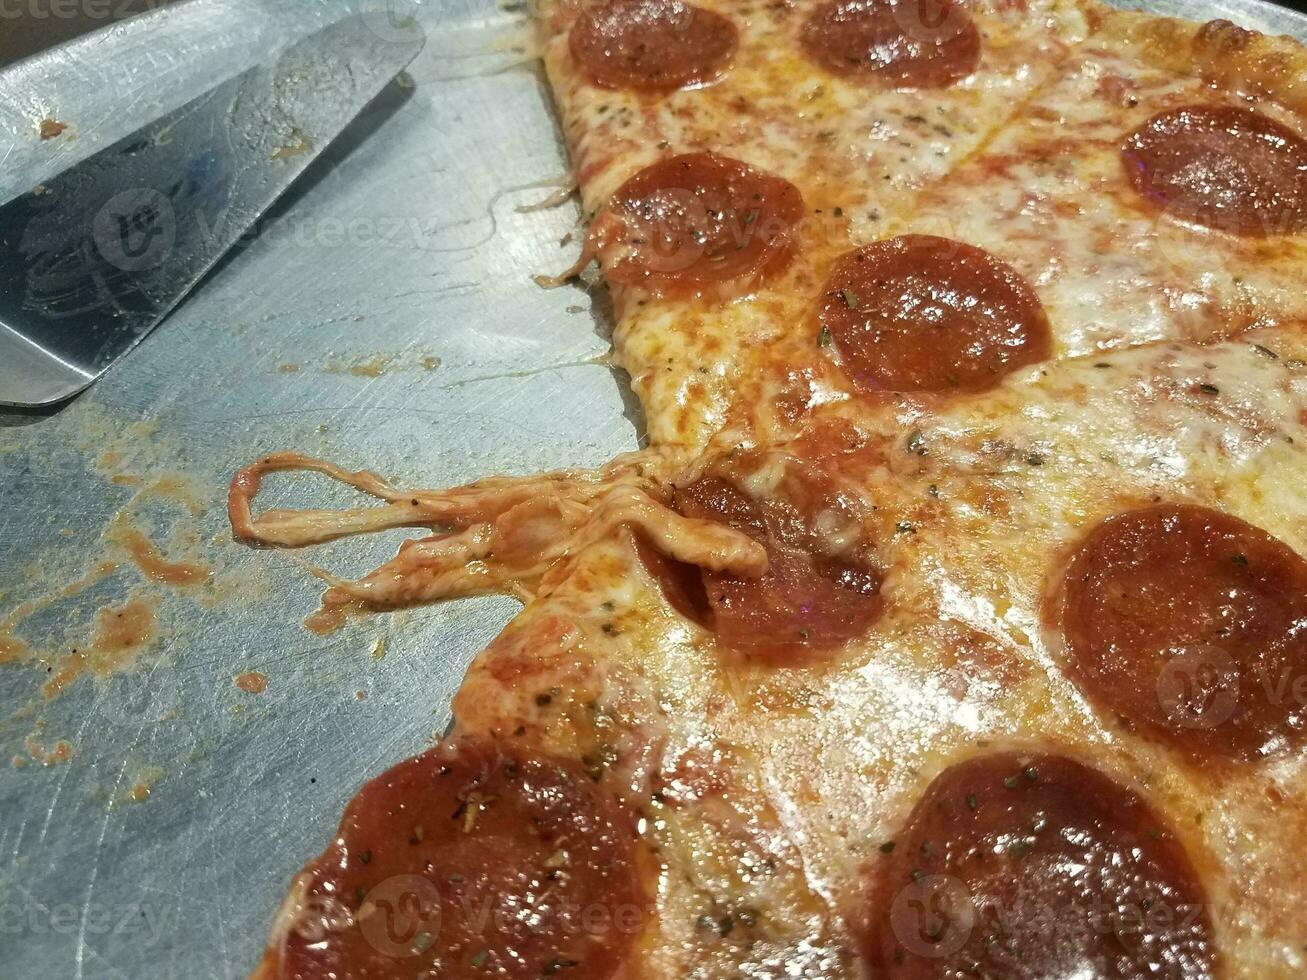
{"left": 0, "top": 9, "right": 425, "bottom": 408}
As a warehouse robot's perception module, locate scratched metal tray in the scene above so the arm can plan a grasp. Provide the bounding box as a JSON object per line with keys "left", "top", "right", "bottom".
{"left": 0, "top": 0, "right": 1304, "bottom": 976}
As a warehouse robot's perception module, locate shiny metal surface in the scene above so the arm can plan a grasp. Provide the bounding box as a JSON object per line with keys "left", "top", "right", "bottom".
{"left": 0, "top": 0, "right": 370, "bottom": 206}
{"left": 0, "top": 7, "right": 423, "bottom": 407}
{"left": 0, "top": 0, "right": 1304, "bottom": 976}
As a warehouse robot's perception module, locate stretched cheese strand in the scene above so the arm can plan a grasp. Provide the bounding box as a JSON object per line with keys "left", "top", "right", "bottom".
{"left": 228, "top": 448, "right": 767, "bottom": 628}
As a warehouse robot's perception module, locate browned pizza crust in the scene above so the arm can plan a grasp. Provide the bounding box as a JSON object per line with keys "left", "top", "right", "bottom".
{"left": 1088, "top": 2, "right": 1307, "bottom": 113}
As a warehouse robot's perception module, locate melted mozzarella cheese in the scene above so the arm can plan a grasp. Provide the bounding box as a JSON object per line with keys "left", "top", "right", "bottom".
{"left": 450, "top": 336, "right": 1307, "bottom": 977}
{"left": 888, "top": 38, "right": 1307, "bottom": 360}
{"left": 245, "top": 2, "right": 1307, "bottom": 977}
{"left": 537, "top": 0, "right": 1090, "bottom": 447}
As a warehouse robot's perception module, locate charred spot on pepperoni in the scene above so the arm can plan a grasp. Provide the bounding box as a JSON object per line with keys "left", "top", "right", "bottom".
{"left": 592, "top": 152, "right": 806, "bottom": 298}
{"left": 1057, "top": 504, "right": 1307, "bottom": 763}
{"left": 271, "top": 738, "right": 645, "bottom": 980}
{"left": 569, "top": 0, "right": 738, "bottom": 93}
{"left": 817, "top": 236, "right": 1052, "bottom": 395}
{"left": 800, "top": 0, "right": 981, "bottom": 89}
{"left": 659, "top": 452, "right": 883, "bottom": 664}
{"left": 867, "top": 753, "right": 1216, "bottom": 979}
{"left": 1121, "top": 105, "right": 1307, "bottom": 237}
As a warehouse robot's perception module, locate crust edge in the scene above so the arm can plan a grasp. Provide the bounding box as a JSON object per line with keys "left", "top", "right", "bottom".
{"left": 1084, "top": 0, "right": 1307, "bottom": 115}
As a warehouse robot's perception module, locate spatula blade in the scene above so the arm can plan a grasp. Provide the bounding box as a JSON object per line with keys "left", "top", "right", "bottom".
{"left": 0, "top": 12, "right": 425, "bottom": 408}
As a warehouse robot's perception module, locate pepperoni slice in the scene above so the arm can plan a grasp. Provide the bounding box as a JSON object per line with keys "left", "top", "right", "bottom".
{"left": 661, "top": 452, "right": 883, "bottom": 664}
{"left": 569, "top": 0, "right": 738, "bottom": 93}
{"left": 800, "top": 0, "right": 981, "bottom": 89}
{"left": 268, "top": 738, "right": 645, "bottom": 980}
{"left": 1057, "top": 504, "right": 1307, "bottom": 762}
{"left": 817, "top": 236, "right": 1052, "bottom": 394}
{"left": 867, "top": 753, "right": 1216, "bottom": 979}
{"left": 634, "top": 533, "right": 714, "bottom": 628}
{"left": 1121, "top": 105, "right": 1307, "bottom": 237}
{"left": 592, "top": 152, "right": 806, "bottom": 298}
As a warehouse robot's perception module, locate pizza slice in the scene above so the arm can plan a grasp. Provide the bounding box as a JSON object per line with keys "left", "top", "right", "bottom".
{"left": 235, "top": 0, "right": 1307, "bottom": 977}
{"left": 873, "top": 6, "right": 1307, "bottom": 355}
{"left": 245, "top": 331, "right": 1307, "bottom": 978}
{"left": 669, "top": 6, "right": 1307, "bottom": 448}
{"left": 535, "top": 0, "right": 1092, "bottom": 445}
{"left": 543, "top": 2, "right": 1307, "bottom": 459}
{"left": 693, "top": 331, "right": 1307, "bottom": 977}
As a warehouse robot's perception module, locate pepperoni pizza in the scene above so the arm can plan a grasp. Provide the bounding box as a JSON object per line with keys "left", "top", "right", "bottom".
{"left": 234, "top": 0, "right": 1307, "bottom": 977}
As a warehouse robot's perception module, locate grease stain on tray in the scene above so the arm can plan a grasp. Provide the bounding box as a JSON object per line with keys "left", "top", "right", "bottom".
{"left": 23, "top": 734, "right": 74, "bottom": 766}
{"left": 0, "top": 455, "right": 246, "bottom": 719}
{"left": 0, "top": 561, "right": 119, "bottom": 666}
{"left": 42, "top": 595, "right": 159, "bottom": 701}
{"left": 304, "top": 602, "right": 348, "bottom": 636}
{"left": 0, "top": 632, "right": 27, "bottom": 664}
{"left": 234, "top": 671, "right": 268, "bottom": 695}
{"left": 38, "top": 118, "right": 69, "bottom": 140}
{"left": 320, "top": 351, "right": 442, "bottom": 377}
{"left": 125, "top": 766, "right": 166, "bottom": 803}
{"left": 109, "top": 516, "right": 211, "bottom": 587}
{"left": 101, "top": 471, "right": 206, "bottom": 517}
{"left": 271, "top": 127, "right": 313, "bottom": 160}
{"left": 339, "top": 354, "right": 393, "bottom": 378}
